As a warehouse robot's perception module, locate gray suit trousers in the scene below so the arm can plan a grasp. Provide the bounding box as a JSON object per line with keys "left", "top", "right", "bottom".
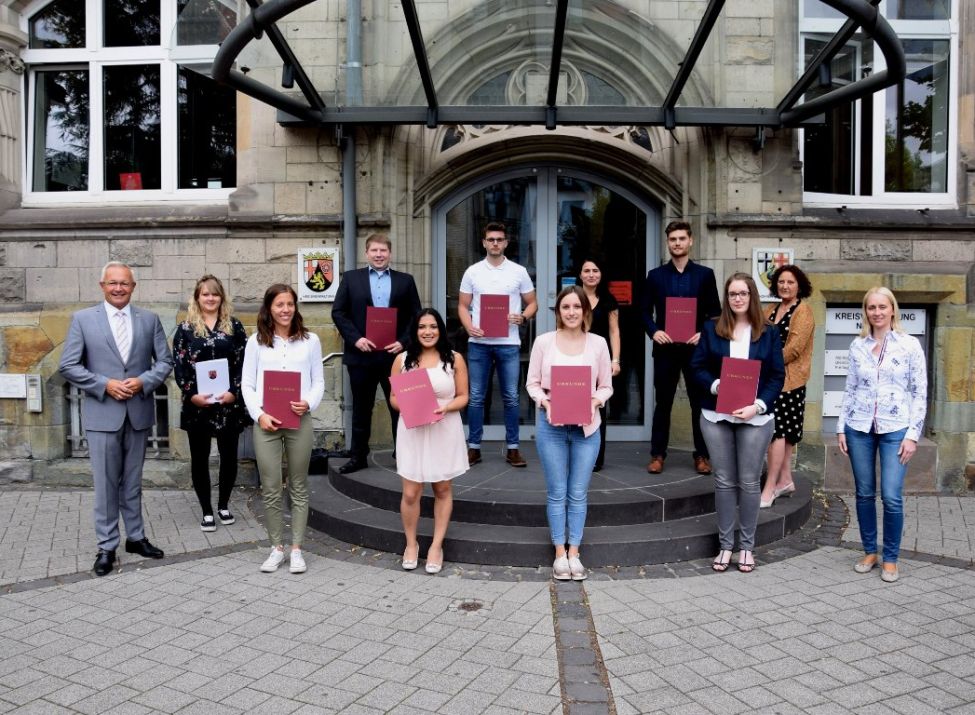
{"left": 87, "top": 416, "right": 148, "bottom": 551}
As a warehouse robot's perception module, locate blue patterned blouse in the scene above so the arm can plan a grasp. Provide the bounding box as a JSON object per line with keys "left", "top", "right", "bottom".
{"left": 836, "top": 330, "right": 927, "bottom": 441}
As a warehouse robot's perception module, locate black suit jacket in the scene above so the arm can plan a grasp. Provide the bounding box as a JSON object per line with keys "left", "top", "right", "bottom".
{"left": 642, "top": 260, "right": 721, "bottom": 357}
{"left": 331, "top": 267, "right": 422, "bottom": 367}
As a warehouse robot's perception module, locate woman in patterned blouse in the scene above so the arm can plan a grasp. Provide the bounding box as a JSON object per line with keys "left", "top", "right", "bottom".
{"left": 838, "top": 287, "right": 927, "bottom": 584}
{"left": 173, "top": 275, "right": 249, "bottom": 532}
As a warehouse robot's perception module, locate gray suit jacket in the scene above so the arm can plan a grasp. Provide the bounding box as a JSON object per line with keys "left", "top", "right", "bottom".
{"left": 59, "top": 304, "right": 174, "bottom": 432}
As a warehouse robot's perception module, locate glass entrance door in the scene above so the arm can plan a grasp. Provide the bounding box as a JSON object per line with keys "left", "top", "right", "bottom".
{"left": 435, "top": 167, "right": 658, "bottom": 442}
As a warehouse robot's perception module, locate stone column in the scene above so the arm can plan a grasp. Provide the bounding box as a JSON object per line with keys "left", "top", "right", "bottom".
{"left": 0, "top": 9, "right": 26, "bottom": 212}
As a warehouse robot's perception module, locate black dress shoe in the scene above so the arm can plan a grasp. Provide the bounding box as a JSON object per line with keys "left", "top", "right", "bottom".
{"left": 125, "top": 538, "right": 165, "bottom": 559}
{"left": 93, "top": 550, "right": 116, "bottom": 576}
{"left": 338, "top": 457, "right": 367, "bottom": 475}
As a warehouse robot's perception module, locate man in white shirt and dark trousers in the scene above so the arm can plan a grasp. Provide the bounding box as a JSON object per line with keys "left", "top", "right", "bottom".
{"left": 458, "top": 222, "right": 538, "bottom": 467}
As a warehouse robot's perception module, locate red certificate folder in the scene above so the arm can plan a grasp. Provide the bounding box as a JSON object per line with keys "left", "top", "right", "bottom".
{"left": 479, "top": 294, "right": 510, "bottom": 338}
{"left": 715, "top": 357, "right": 761, "bottom": 414}
{"left": 390, "top": 370, "right": 444, "bottom": 429}
{"left": 263, "top": 370, "right": 301, "bottom": 429}
{"left": 549, "top": 366, "right": 593, "bottom": 426}
{"left": 665, "top": 297, "right": 697, "bottom": 343}
{"left": 366, "top": 306, "right": 398, "bottom": 348}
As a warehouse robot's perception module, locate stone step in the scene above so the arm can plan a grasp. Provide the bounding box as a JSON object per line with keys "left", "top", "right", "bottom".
{"left": 307, "top": 445, "right": 814, "bottom": 567}
{"left": 329, "top": 459, "right": 718, "bottom": 527}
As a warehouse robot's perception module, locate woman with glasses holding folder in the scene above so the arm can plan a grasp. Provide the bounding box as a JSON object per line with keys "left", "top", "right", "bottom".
{"left": 526, "top": 286, "right": 614, "bottom": 581}
{"left": 241, "top": 284, "right": 324, "bottom": 575}
{"left": 691, "top": 273, "right": 784, "bottom": 574}
{"left": 173, "top": 275, "right": 249, "bottom": 533}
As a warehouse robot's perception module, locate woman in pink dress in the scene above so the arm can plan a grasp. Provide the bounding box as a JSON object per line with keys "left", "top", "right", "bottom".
{"left": 390, "top": 308, "right": 469, "bottom": 574}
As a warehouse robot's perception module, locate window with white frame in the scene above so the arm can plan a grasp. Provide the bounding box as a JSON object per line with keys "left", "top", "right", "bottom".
{"left": 23, "top": 0, "right": 237, "bottom": 202}
{"left": 799, "top": 0, "right": 957, "bottom": 207}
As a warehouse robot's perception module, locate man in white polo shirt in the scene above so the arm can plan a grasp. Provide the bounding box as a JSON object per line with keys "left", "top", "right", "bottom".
{"left": 458, "top": 222, "right": 538, "bottom": 467}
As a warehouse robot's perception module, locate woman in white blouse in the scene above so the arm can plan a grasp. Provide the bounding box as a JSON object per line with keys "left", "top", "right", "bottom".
{"left": 690, "top": 273, "right": 784, "bottom": 574}
{"left": 838, "top": 287, "right": 927, "bottom": 583}
{"left": 242, "top": 284, "right": 324, "bottom": 574}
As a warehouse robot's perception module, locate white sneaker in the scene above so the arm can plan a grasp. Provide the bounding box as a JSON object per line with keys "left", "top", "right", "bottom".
{"left": 568, "top": 556, "right": 587, "bottom": 581}
{"left": 289, "top": 549, "right": 307, "bottom": 574}
{"left": 200, "top": 515, "right": 216, "bottom": 532}
{"left": 260, "top": 547, "right": 286, "bottom": 572}
{"left": 553, "top": 556, "right": 571, "bottom": 580}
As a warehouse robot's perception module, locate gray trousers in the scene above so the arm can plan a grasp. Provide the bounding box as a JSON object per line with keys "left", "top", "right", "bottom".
{"left": 699, "top": 416, "right": 774, "bottom": 551}
{"left": 86, "top": 418, "right": 148, "bottom": 551}
{"left": 253, "top": 414, "right": 313, "bottom": 546}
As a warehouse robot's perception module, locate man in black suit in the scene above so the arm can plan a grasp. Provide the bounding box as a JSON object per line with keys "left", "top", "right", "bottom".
{"left": 642, "top": 221, "right": 721, "bottom": 476}
{"left": 332, "top": 234, "right": 422, "bottom": 474}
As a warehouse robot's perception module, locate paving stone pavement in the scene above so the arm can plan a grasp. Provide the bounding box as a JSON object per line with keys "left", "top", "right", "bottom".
{"left": 0, "top": 489, "right": 266, "bottom": 586}
{"left": 839, "top": 495, "right": 975, "bottom": 564}
{"left": 1, "top": 487, "right": 974, "bottom": 714}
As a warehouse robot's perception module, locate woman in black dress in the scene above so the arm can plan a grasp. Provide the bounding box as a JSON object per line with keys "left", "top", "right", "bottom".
{"left": 759, "top": 265, "right": 815, "bottom": 508}
{"left": 578, "top": 259, "right": 621, "bottom": 471}
{"left": 173, "top": 275, "right": 249, "bottom": 531}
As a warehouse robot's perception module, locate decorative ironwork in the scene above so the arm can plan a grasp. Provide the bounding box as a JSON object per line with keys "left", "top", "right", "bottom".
{"left": 208, "top": 0, "right": 905, "bottom": 130}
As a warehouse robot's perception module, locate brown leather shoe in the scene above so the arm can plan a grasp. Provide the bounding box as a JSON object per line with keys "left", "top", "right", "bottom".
{"left": 467, "top": 448, "right": 482, "bottom": 466}
{"left": 506, "top": 448, "right": 527, "bottom": 467}
{"left": 647, "top": 455, "right": 664, "bottom": 474}
{"left": 694, "top": 456, "right": 712, "bottom": 475}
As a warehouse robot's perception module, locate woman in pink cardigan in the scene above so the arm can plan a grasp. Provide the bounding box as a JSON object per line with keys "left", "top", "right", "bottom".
{"left": 526, "top": 286, "right": 614, "bottom": 581}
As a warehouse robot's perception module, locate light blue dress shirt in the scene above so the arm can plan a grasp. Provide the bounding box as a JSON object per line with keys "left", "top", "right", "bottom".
{"left": 369, "top": 267, "right": 390, "bottom": 308}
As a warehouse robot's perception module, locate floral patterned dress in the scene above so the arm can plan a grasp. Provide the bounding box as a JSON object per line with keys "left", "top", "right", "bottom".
{"left": 173, "top": 318, "right": 250, "bottom": 434}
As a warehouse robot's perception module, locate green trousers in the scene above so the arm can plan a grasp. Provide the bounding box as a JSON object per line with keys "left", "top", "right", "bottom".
{"left": 253, "top": 414, "right": 313, "bottom": 546}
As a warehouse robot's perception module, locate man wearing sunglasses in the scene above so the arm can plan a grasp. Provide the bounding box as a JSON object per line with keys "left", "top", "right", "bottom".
{"left": 458, "top": 222, "right": 537, "bottom": 467}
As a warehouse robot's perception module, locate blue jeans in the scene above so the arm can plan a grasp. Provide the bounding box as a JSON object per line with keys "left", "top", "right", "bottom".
{"left": 845, "top": 426, "right": 908, "bottom": 563}
{"left": 535, "top": 413, "right": 601, "bottom": 547}
{"left": 466, "top": 342, "right": 521, "bottom": 449}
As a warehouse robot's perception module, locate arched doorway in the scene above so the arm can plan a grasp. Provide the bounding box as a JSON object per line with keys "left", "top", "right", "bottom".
{"left": 433, "top": 166, "right": 660, "bottom": 442}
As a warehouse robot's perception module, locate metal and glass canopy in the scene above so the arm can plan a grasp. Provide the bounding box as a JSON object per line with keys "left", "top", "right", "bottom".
{"left": 209, "top": 0, "right": 905, "bottom": 129}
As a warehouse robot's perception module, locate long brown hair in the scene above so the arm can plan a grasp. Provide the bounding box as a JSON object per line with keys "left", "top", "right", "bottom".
{"left": 715, "top": 273, "right": 767, "bottom": 342}
{"left": 187, "top": 275, "right": 233, "bottom": 338}
{"left": 555, "top": 286, "right": 592, "bottom": 331}
{"left": 256, "top": 284, "right": 308, "bottom": 347}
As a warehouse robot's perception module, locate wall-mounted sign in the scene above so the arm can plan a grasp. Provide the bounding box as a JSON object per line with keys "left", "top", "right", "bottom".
{"left": 822, "top": 390, "right": 844, "bottom": 418}
{"left": 823, "top": 349, "right": 850, "bottom": 376}
{"left": 297, "top": 247, "right": 340, "bottom": 303}
{"left": 752, "top": 248, "right": 794, "bottom": 302}
{"left": 607, "top": 280, "right": 632, "bottom": 306}
{"left": 0, "top": 374, "right": 27, "bottom": 399}
{"left": 825, "top": 307, "right": 926, "bottom": 335}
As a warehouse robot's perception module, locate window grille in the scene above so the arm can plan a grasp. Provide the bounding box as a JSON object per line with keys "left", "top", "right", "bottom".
{"left": 66, "top": 384, "right": 170, "bottom": 457}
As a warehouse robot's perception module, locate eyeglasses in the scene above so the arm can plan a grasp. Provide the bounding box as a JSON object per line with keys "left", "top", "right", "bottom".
{"left": 103, "top": 281, "right": 133, "bottom": 289}
{"left": 484, "top": 237, "right": 507, "bottom": 244}
{"left": 728, "top": 291, "right": 750, "bottom": 300}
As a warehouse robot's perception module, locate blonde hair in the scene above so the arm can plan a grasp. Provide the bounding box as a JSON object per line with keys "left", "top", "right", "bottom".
{"left": 860, "top": 286, "right": 904, "bottom": 337}
{"left": 187, "top": 275, "right": 234, "bottom": 337}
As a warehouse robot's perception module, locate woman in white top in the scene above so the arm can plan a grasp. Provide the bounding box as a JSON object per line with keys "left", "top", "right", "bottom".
{"left": 526, "top": 286, "right": 614, "bottom": 581}
{"left": 838, "top": 287, "right": 927, "bottom": 583}
{"left": 690, "top": 273, "right": 784, "bottom": 574}
{"left": 241, "top": 284, "right": 324, "bottom": 574}
{"left": 390, "top": 309, "right": 469, "bottom": 575}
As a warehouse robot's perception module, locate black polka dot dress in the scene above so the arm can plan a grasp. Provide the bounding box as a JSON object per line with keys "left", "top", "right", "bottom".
{"left": 771, "top": 301, "right": 805, "bottom": 445}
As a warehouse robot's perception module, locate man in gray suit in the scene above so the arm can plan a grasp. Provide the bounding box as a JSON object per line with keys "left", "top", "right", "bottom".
{"left": 60, "top": 262, "right": 174, "bottom": 576}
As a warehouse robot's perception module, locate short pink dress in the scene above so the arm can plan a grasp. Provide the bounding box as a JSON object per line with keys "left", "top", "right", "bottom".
{"left": 395, "top": 359, "right": 469, "bottom": 483}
